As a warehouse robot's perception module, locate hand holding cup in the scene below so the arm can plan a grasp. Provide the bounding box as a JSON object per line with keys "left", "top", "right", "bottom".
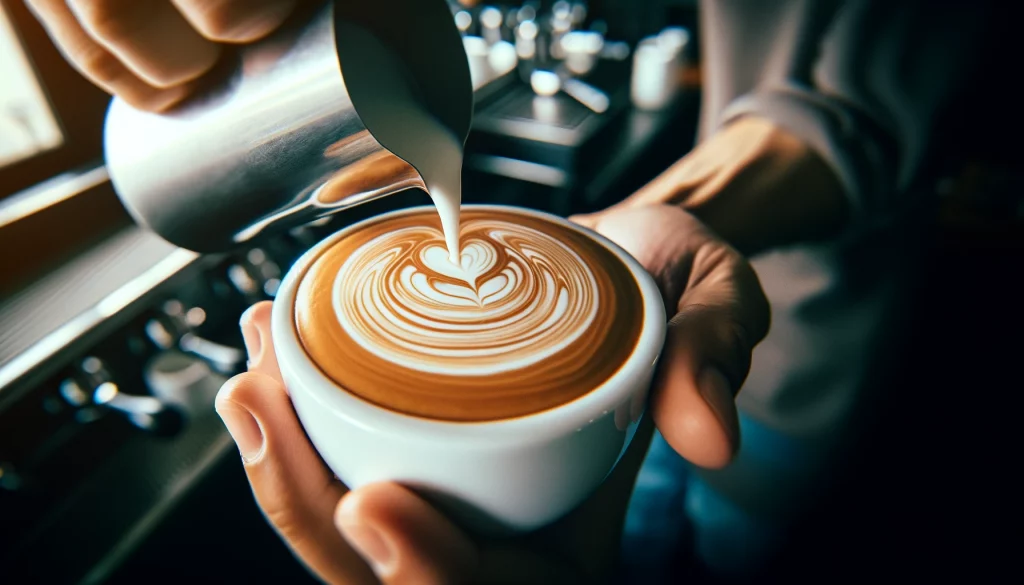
{"left": 217, "top": 204, "right": 769, "bottom": 583}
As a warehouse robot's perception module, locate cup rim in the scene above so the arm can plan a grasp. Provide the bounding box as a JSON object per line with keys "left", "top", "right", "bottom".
{"left": 271, "top": 204, "right": 666, "bottom": 445}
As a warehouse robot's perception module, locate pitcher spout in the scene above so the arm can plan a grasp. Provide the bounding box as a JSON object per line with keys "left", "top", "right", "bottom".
{"left": 232, "top": 138, "right": 426, "bottom": 246}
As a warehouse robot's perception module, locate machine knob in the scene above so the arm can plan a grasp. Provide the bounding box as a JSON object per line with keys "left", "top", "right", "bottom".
{"left": 244, "top": 247, "right": 283, "bottom": 298}
{"left": 92, "top": 381, "right": 183, "bottom": 437}
{"left": 145, "top": 350, "right": 228, "bottom": 416}
{"left": 226, "top": 262, "right": 262, "bottom": 299}
{"left": 226, "top": 247, "right": 282, "bottom": 301}
{"left": 453, "top": 8, "right": 472, "bottom": 35}
{"left": 480, "top": 6, "right": 503, "bottom": 45}
{"left": 178, "top": 333, "right": 245, "bottom": 376}
{"left": 72, "top": 356, "right": 183, "bottom": 436}
{"left": 147, "top": 299, "right": 246, "bottom": 374}
{"left": 145, "top": 316, "right": 178, "bottom": 350}
{"left": 59, "top": 377, "right": 90, "bottom": 408}
{"left": 57, "top": 376, "right": 104, "bottom": 423}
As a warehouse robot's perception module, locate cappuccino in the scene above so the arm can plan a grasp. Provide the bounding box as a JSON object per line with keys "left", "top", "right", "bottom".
{"left": 273, "top": 204, "right": 666, "bottom": 532}
{"left": 293, "top": 207, "right": 644, "bottom": 421}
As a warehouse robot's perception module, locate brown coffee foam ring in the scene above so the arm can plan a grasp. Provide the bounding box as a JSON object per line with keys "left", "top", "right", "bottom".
{"left": 293, "top": 209, "right": 643, "bottom": 422}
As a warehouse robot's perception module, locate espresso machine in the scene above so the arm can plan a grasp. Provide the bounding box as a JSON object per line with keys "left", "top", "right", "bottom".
{"left": 0, "top": 2, "right": 699, "bottom": 582}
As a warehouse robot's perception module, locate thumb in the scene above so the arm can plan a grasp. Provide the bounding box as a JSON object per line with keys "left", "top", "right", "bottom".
{"left": 652, "top": 306, "right": 751, "bottom": 469}
{"left": 652, "top": 242, "right": 770, "bottom": 469}
{"left": 568, "top": 211, "right": 600, "bottom": 230}
{"left": 216, "top": 372, "right": 376, "bottom": 584}
{"left": 336, "top": 483, "right": 478, "bottom": 585}
{"left": 584, "top": 204, "right": 770, "bottom": 469}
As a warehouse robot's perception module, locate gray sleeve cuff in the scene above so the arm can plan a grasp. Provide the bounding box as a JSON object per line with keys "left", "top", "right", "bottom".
{"left": 718, "top": 84, "right": 899, "bottom": 229}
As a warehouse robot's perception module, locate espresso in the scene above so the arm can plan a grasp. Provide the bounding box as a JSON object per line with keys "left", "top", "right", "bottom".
{"left": 293, "top": 208, "right": 644, "bottom": 422}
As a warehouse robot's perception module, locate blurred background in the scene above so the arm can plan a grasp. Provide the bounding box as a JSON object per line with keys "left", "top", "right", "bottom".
{"left": 0, "top": 1, "right": 1020, "bottom": 583}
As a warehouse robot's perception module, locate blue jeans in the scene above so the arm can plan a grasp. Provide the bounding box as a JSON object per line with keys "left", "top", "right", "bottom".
{"left": 619, "top": 413, "right": 820, "bottom": 583}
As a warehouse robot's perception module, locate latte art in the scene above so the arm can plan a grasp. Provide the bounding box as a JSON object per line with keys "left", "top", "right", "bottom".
{"left": 295, "top": 208, "right": 644, "bottom": 422}
{"left": 333, "top": 221, "right": 599, "bottom": 376}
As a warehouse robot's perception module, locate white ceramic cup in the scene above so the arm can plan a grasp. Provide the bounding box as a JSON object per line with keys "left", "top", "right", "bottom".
{"left": 272, "top": 205, "right": 666, "bottom": 533}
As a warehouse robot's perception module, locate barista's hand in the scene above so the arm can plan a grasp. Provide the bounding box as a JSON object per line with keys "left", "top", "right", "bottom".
{"left": 27, "top": 0, "right": 305, "bottom": 111}
{"left": 572, "top": 205, "right": 770, "bottom": 467}
{"left": 28, "top": 0, "right": 482, "bottom": 112}
{"left": 574, "top": 117, "right": 848, "bottom": 257}
{"left": 215, "top": 205, "right": 768, "bottom": 584}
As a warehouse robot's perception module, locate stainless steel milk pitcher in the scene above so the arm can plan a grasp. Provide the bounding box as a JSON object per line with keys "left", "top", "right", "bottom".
{"left": 104, "top": 0, "right": 472, "bottom": 252}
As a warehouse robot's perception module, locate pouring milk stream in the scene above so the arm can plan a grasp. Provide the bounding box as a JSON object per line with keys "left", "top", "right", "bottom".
{"left": 103, "top": 0, "right": 473, "bottom": 256}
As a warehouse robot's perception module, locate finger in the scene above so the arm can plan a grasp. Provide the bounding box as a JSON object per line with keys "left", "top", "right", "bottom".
{"left": 591, "top": 205, "right": 769, "bottom": 469}
{"left": 337, "top": 483, "right": 477, "bottom": 585}
{"left": 68, "top": 0, "right": 221, "bottom": 88}
{"left": 567, "top": 212, "right": 599, "bottom": 230}
{"left": 216, "top": 372, "right": 376, "bottom": 585}
{"left": 621, "top": 150, "right": 722, "bottom": 208}
{"left": 653, "top": 243, "right": 769, "bottom": 468}
{"left": 26, "top": 0, "right": 192, "bottom": 110}
{"left": 240, "top": 301, "right": 283, "bottom": 384}
{"left": 569, "top": 146, "right": 732, "bottom": 229}
{"left": 568, "top": 186, "right": 662, "bottom": 230}
{"left": 172, "top": 0, "right": 299, "bottom": 43}
{"left": 652, "top": 310, "right": 744, "bottom": 469}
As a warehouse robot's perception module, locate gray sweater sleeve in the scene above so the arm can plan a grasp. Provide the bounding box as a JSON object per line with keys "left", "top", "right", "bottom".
{"left": 703, "top": 0, "right": 987, "bottom": 227}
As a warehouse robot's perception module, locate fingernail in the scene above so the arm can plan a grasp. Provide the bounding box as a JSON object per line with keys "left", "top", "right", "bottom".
{"left": 240, "top": 308, "right": 263, "bottom": 366}
{"left": 232, "top": 18, "right": 275, "bottom": 42}
{"left": 569, "top": 214, "right": 597, "bottom": 229}
{"left": 339, "top": 521, "right": 393, "bottom": 577}
{"left": 232, "top": 3, "right": 296, "bottom": 41}
{"left": 698, "top": 367, "right": 737, "bottom": 441}
{"left": 216, "top": 402, "right": 263, "bottom": 462}
{"left": 149, "top": 85, "right": 192, "bottom": 112}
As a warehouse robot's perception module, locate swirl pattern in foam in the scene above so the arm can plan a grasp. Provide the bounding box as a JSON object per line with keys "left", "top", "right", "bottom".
{"left": 295, "top": 208, "right": 643, "bottom": 422}
{"left": 335, "top": 221, "right": 598, "bottom": 375}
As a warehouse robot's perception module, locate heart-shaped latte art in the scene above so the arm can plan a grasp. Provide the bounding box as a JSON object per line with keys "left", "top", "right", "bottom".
{"left": 413, "top": 240, "right": 512, "bottom": 306}
{"left": 421, "top": 240, "right": 496, "bottom": 287}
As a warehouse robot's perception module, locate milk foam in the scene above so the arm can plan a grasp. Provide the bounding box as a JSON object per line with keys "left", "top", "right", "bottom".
{"left": 339, "top": 21, "right": 466, "bottom": 263}
{"left": 295, "top": 208, "right": 645, "bottom": 421}
{"left": 330, "top": 220, "right": 599, "bottom": 376}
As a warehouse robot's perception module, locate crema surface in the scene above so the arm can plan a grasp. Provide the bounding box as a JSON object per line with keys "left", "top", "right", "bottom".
{"left": 294, "top": 209, "right": 643, "bottom": 421}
